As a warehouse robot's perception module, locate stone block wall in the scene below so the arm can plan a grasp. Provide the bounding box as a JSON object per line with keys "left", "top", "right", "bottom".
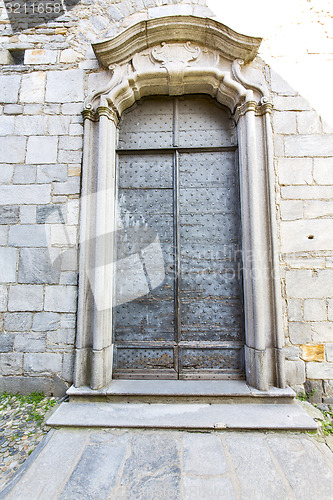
{"left": 0, "top": 0, "right": 332, "bottom": 399}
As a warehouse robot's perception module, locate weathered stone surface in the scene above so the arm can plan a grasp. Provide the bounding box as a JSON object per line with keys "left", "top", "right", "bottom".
{"left": 46, "top": 70, "right": 84, "bottom": 103}
{"left": 0, "top": 206, "right": 19, "bottom": 224}
{"left": 311, "top": 322, "right": 333, "bottom": 342}
{"left": 3, "top": 104, "right": 23, "bottom": 115}
{"left": 20, "top": 205, "right": 36, "bottom": 224}
{"left": 4, "top": 312, "right": 32, "bottom": 332}
{"left": 300, "top": 344, "right": 325, "bottom": 362}
{"left": 59, "top": 436, "right": 129, "bottom": 500}
{"left": 326, "top": 344, "right": 333, "bottom": 362}
{"left": 20, "top": 72, "right": 46, "bottom": 103}
{"left": 267, "top": 436, "right": 333, "bottom": 498}
{"left": 24, "top": 352, "right": 62, "bottom": 373}
{"left": 281, "top": 220, "right": 333, "bottom": 253}
{"left": 24, "top": 49, "right": 57, "bottom": 64}
{"left": 303, "top": 299, "right": 327, "bottom": 321}
{"left": 44, "top": 286, "right": 77, "bottom": 312}
{"left": 225, "top": 433, "right": 290, "bottom": 499}
{"left": 118, "top": 432, "right": 181, "bottom": 500}
{"left": 306, "top": 362, "right": 333, "bottom": 379}
{"left": 286, "top": 270, "right": 333, "bottom": 298}
{"left": 0, "top": 247, "right": 17, "bottom": 283}
{"left": 61, "top": 249, "right": 78, "bottom": 271}
{"left": 8, "top": 285, "right": 44, "bottom": 311}
{"left": 36, "top": 164, "right": 67, "bottom": 183}
{"left": 36, "top": 205, "right": 66, "bottom": 224}
{"left": 13, "top": 165, "right": 37, "bottom": 184}
{"left": 9, "top": 225, "right": 48, "bottom": 247}
{"left": 18, "top": 248, "right": 61, "bottom": 284}
{"left": 14, "top": 332, "right": 46, "bottom": 352}
{"left": 47, "top": 329, "right": 75, "bottom": 348}
{"left": 182, "top": 433, "right": 227, "bottom": 475}
{"left": 0, "top": 184, "right": 51, "bottom": 205}
{"left": 32, "top": 312, "right": 59, "bottom": 331}
{"left": 0, "top": 375, "right": 53, "bottom": 395}
{"left": 26, "top": 136, "right": 58, "bottom": 164}
{"left": 285, "top": 359, "right": 306, "bottom": 385}
{"left": 15, "top": 115, "right": 48, "bottom": 136}
{"left": 60, "top": 314, "right": 76, "bottom": 329}
{"left": 280, "top": 200, "right": 303, "bottom": 220}
{"left": 304, "top": 380, "right": 324, "bottom": 404}
{"left": 47, "top": 116, "right": 71, "bottom": 135}
{"left": 282, "top": 185, "right": 333, "bottom": 200}
{"left": 0, "top": 226, "right": 7, "bottom": 245}
{"left": 0, "top": 75, "right": 21, "bottom": 103}
{"left": 278, "top": 158, "right": 312, "bottom": 185}
{"left": 0, "top": 164, "right": 14, "bottom": 184}
{"left": 0, "top": 137, "right": 27, "bottom": 163}
{"left": 297, "top": 111, "right": 322, "bottom": 134}
{"left": 60, "top": 272, "right": 78, "bottom": 285}
{"left": 287, "top": 299, "right": 302, "bottom": 321}
{"left": 313, "top": 157, "right": 333, "bottom": 185}
{"left": 285, "top": 134, "right": 333, "bottom": 157}
{"left": 304, "top": 200, "right": 333, "bottom": 219}
{"left": 0, "top": 353, "right": 23, "bottom": 375}
{"left": 273, "top": 111, "right": 297, "bottom": 134}
{"left": 0, "top": 116, "right": 15, "bottom": 135}
{"left": 289, "top": 322, "right": 312, "bottom": 344}
{"left": 183, "top": 477, "right": 233, "bottom": 500}
{"left": 0, "top": 333, "right": 14, "bottom": 352}
{"left": 62, "top": 352, "right": 75, "bottom": 381}
{"left": 0, "top": 285, "right": 8, "bottom": 312}
{"left": 283, "top": 345, "right": 300, "bottom": 361}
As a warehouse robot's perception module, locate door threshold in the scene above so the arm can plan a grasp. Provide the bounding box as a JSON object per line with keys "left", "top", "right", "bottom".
{"left": 67, "top": 380, "right": 295, "bottom": 404}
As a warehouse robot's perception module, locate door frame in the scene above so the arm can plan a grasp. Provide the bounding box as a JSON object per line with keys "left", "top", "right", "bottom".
{"left": 74, "top": 15, "right": 286, "bottom": 391}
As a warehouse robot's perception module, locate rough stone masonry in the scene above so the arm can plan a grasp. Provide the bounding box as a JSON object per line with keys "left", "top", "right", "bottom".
{"left": 0, "top": 0, "right": 332, "bottom": 400}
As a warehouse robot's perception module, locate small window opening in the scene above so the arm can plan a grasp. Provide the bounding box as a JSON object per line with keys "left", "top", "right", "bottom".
{"left": 8, "top": 49, "right": 25, "bottom": 65}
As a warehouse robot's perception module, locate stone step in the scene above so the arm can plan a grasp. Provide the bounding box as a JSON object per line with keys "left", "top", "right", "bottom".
{"left": 67, "top": 380, "right": 296, "bottom": 404}
{"left": 47, "top": 401, "right": 317, "bottom": 431}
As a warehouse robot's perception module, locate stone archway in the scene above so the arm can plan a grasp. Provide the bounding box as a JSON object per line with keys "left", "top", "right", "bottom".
{"left": 74, "top": 15, "right": 286, "bottom": 391}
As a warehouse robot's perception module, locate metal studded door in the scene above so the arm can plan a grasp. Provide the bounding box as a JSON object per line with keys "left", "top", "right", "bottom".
{"left": 113, "top": 96, "right": 245, "bottom": 379}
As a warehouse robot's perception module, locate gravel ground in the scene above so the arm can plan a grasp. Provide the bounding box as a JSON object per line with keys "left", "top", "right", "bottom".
{"left": 0, "top": 393, "right": 58, "bottom": 492}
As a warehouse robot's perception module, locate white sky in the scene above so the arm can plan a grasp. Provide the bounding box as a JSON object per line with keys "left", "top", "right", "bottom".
{"left": 207, "top": 0, "right": 333, "bottom": 127}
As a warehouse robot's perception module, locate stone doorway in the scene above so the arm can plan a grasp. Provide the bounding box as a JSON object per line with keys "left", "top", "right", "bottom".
{"left": 113, "top": 95, "right": 245, "bottom": 380}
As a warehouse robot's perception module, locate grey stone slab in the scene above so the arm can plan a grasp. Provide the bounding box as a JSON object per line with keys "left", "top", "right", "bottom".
{"left": 36, "top": 204, "right": 66, "bottom": 224}
{"left": 26, "top": 136, "right": 58, "bottom": 164}
{"left": 8, "top": 285, "right": 44, "bottom": 311}
{"left": 46, "top": 70, "right": 84, "bottom": 103}
{"left": 182, "top": 433, "right": 227, "bottom": 475}
{"left": 14, "top": 332, "right": 46, "bottom": 352}
{"left": 267, "top": 435, "right": 333, "bottom": 499}
{"left": 0, "top": 184, "right": 51, "bottom": 205}
{"left": 0, "top": 375, "right": 52, "bottom": 395}
{"left": 18, "top": 248, "right": 60, "bottom": 284}
{"left": 36, "top": 164, "right": 67, "bottom": 183}
{"left": 0, "top": 332, "right": 14, "bottom": 352}
{"left": 4, "top": 429, "right": 87, "bottom": 500}
{"left": 118, "top": 432, "right": 181, "bottom": 500}
{"left": 0, "top": 206, "right": 19, "bottom": 224}
{"left": 32, "top": 312, "right": 59, "bottom": 331}
{"left": 47, "top": 402, "right": 318, "bottom": 431}
{"left": 44, "top": 285, "right": 77, "bottom": 312}
{"left": 225, "top": 434, "right": 291, "bottom": 500}
{"left": 183, "top": 477, "right": 234, "bottom": 500}
{"left": 59, "top": 435, "right": 129, "bottom": 500}
{"left": 0, "top": 75, "right": 21, "bottom": 103}
{"left": 4, "top": 312, "right": 33, "bottom": 332}
{"left": 0, "top": 137, "right": 27, "bottom": 163}
{"left": 0, "top": 247, "right": 17, "bottom": 282}
{"left": 9, "top": 224, "right": 48, "bottom": 247}
{"left": 24, "top": 352, "right": 62, "bottom": 373}
{"left": 0, "top": 352, "right": 23, "bottom": 375}
{"left": 0, "top": 284, "right": 7, "bottom": 311}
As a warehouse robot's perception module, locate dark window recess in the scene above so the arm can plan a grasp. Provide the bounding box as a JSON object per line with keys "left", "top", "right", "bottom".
{"left": 8, "top": 49, "right": 25, "bottom": 65}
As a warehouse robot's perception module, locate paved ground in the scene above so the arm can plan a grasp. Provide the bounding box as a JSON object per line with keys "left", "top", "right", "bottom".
{"left": 1, "top": 428, "right": 333, "bottom": 499}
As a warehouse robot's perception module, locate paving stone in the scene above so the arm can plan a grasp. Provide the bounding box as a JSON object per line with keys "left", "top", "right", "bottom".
{"left": 183, "top": 476, "right": 234, "bottom": 500}
{"left": 32, "top": 312, "right": 60, "bottom": 331}
{"left": 182, "top": 433, "right": 227, "bottom": 475}
{"left": 59, "top": 436, "right": 129, "bottom": 499}
{"left": 0, "top": 206, "right": 19, "bottom": 224}
{"left": 8, "top": 285, "right": 44, "bottom": 311}
{"left": 225, "top": 433, "right": 291, "bottom": 499}
{"left": 18, "top": 248, "right": 61, "bottom": 284}
{"left": 267, "top": 435, "right": 333, "bottom": 499}
{"left": 9, "top": 225, "right": 48, "bottom": 247}
{"left": 0, "top": 247, "right": 17, "bottom": 283}
{"left": 118, "top": 432, "right": 181, "bottom": 500}
{"left": 4, "top": 312, "right": 33, "bottom": 332}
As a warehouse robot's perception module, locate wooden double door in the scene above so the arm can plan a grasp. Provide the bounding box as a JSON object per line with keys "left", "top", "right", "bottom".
{"left": 113, "top": 96, "right": 245, "bottom": 379}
